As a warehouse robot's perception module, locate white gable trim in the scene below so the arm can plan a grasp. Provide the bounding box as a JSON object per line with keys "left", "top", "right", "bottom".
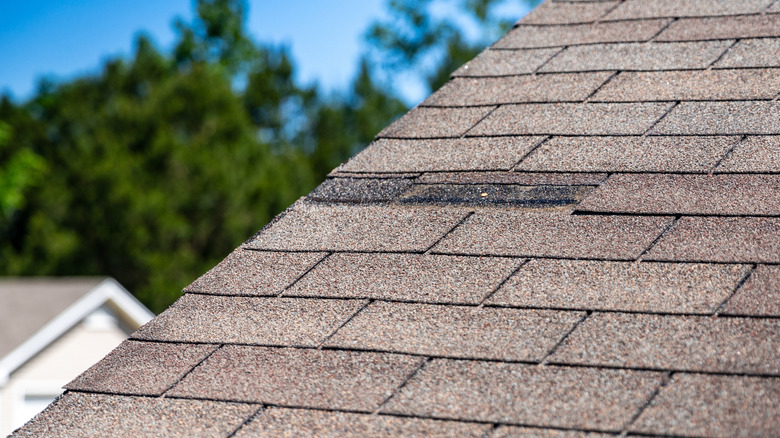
{"left": 0, "top": 278, "right": 154, "bottom": 386}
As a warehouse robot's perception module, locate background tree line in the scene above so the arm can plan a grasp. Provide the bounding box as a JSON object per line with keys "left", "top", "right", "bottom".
{"left": 0, "top": 0, "right": 537, "bottom": 312}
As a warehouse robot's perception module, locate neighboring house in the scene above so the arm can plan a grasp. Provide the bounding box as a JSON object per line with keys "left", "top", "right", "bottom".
{"left": 0, "top": 278, "right": 154, "bottom": 436}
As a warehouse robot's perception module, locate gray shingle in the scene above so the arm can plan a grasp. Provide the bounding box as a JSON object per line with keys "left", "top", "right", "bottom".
{"left": 604, "top": 0, "right": 774, "bottom": 20}
{"left": 452, "top": 49, "right": 561, "bottom": 77}
{"left": 521, "top": 1, "right": 619, "bottom": 25}
{"left": 416, "top": 171, "right": 608, "bottom": 186}
{"left": 716, "top": 136, "right": 780, "bottom": 172}
{"left": 715, "top": 38, "right": 780, "bottom": 68}
{"left": 495, "top": 19, "right": 670, "bottom": 49}
{"left": 653, "top": 101, "right": 780, "bottom": 135}
{"left": 309, "top": 178, "right": 413, "bottom": 203}
{"left": 722, "top": 265, "right": 780, "bottom": 317}
{"left": 493, "top": 427, "right": 613, "bottom": 438}
{"left": 377, "top": 106, "right": 496, "bottom": 138}
{"left": 397, "top": 184, "right": 593, "bottom": 208}
{"left": 488, "top": 259, "right": 750, "bottom": 314}
{"left": 656, "top": 15, "right": 780, "bottom": 42}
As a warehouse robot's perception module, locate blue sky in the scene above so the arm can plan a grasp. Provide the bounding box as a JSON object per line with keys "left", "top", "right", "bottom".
{"left": 0, "top": 1, "right": 534, "bottom": 104}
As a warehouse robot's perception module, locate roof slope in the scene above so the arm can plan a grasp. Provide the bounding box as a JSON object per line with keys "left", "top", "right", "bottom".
{"left": 14, "top": 1, "right": 780, "bottom": 436}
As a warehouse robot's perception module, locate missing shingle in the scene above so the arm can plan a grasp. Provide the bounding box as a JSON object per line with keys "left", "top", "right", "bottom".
{"left": 396, "top": 183, "right": 594, "bottom": 208}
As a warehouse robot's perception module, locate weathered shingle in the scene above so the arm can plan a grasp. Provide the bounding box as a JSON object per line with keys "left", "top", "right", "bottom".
{"left": 495, "top": 19, "right": 670, "bottom": 49}
{"left": 652, "top": 101, "right": 780, "bottom": 134}
{"left": 722, "top": 265, "right": 780, "bottom": 317}
{"left": 520, "top": 1, "right": 618, "bottom": 25}
{"left": 716, "top": 136, "right": 780, "bottom": 172}
{"left": 604, "top": 0, "right": 774, "bottom": 20}
{"left": 656, "top": 15, "right": 780, "bottom": 42}
{"left": 714, "top": 38, "right": 780, "bottom": 68}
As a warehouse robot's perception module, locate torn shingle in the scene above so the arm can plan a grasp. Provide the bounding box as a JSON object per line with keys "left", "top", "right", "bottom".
{"left": 416, "top": 171, "right": 608, "bottom": 186}
{"left": 397, "top": 184, "right": 593, "bottom": 208}
{"left": 309, "top": 177, "right": 413, "bottom": 203}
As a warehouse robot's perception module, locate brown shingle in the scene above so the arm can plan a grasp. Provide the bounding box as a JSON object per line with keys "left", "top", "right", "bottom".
{"left": 452, "top": 48, "right": 560, "bottom": 76}
{"left": 433, "top": 210, "right": 672, "bottom": 260}
{"left": 11, "top": 392, "right": 257, "bottom": 438}
{"left": 521, "top": 1, "right": 619, "bottom": 25}
{"left": 493, "top": 427, "right": 613, "bottom": 438}
{"left": 516, "top": 136, "right": 736, "bottom": 172}
{"left": 417, "top": 171, "right": 608, "bottom": 186}
{"left": 551, "top": 313, "right": 780, "bottom": 374}
{"left": 167, "top": 346, "right": 424, "bottom": 411}
{"left": 382, "top": 359, "right": 664, "bottom": 431}
{"left": 488, "top": 259, "right": 750, "bottom": 314}
{"left": 65, "top": 340, "right": 218, "bottom": 396}
{"left": 326, "top": 302, "right": 584, "bottom": 361}
{"left": 604, "top": 0, "right": 774, "bottom": 20}
{"left": 233, "top": 408, "right": 491, "bottom": 438}
{"left": 653, "top": 101, "right": 780, "bottom": 135}
{"left": 578, "top": 174, "right": 780, "bottom": 216}
{"left": 715, "top": 38, "right": 780, "bottom": 68}
{"left": 337, "top": 137, "right": 544, "bottom": 172}
{"left": 722, "top": 265, "right": 780, "bottom": 316}
{"left": 495, "top": 19, "right": 670, "bottom": 49}
{"left": 287, "top": 253, "right": 521, "bottom": 304}
{"left": 716, "top": 136, "right": 780, "bottom": 172}
{"left": 646, "top": 216, "right": 780, "bottom": 263}
{"left": 539, "top": 41, "right": 733, "bottom": 72}
{"left": 184, "top": 249, "right": 325, "bottom": 296}
{"left": 631, "top": 374, "right": 780, "bottom": 437}
{"left": 131, "top": 294, "right": 366, "bottom": 346}
{"left": 469, "top": 103, "right": 673, "bottom": 136}
{"left": 377, "top": 106, "right": 495, "bottom": 138}
{"left": 591, "top": 68, "right": 780, "bottom": 101}
{"left": 245, "top": 203, "right": 467, "bottom": 252}
{"left": 422, "top": 73, "right": 612, "bottom": 106}
{"left": 656, "top": 15, "right": 780, "bottom": 42}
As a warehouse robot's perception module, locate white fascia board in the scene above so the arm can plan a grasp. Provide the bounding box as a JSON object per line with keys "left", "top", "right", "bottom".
{"left": 0, "top": 278, "right": 155, "bottom": 386}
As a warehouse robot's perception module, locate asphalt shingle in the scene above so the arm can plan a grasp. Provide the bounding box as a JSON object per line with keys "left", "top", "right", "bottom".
{"left": 516, "top": 136, "right": 736, "bottom": 172}
{"left": 433, "top": 210, "right": 672, "bottom": 259}
{"left": 716, "top": 135, "right": 780, "bottom": 173}
{"left": 337, "top": 137, "right": 544, "bottom": 172}
{"left": 382, "top": 359, "right": 664, "bottom": 431}
{"left": 132, "top": 294, "right": 366, "bottom": 346}
{"left": 645, "top": 216, "right": 780, "bottom": 263}
{"left": 551, "top": 312, "right": 780, "bottom": 374}
{"left": 326, "top": 301, "right": 584, "bottom": 361}
{"left": 521, "top": 1, "right": 618, "bottom": 25}
{"left": 233, "top": 408, "right": 491, "bottom": 438}
{"left": 64, "top": 340, "right": 218, "bottom": 396}
{"left": 167, "top": 346, "right": 424, "bottom": 411}
{"left": 539, "top": 41, "right": 733, "bottom": 72}
{"left": 309, "top": 177, "right": 413, "bottom": 203}
{"left": 245, "top": 203, "right": 467, "bottom": 252}
{"left": 287, "top": 253, "right": 521, "bottom": 304}
{"left": 11, "top": 392, "right": 257, "bottom": 438}
{"left": 397, "top": 184, "right": 593, "bottom": 208}
{"left": 469, "top": 103, "right": 673, "bottom": 136}
{"left": 656, "top": 15, "right": 780, "bottom": 42}
{"left": 416, "top": 171, "right": 608, "bottom": 186}
{"left": 494, "top": 19, "right": 670, "bottom": 49}
{"left": 722, "top": 265, "right": 780, "bottom": 316}
{"left": 184, "top": 249, "right": 325, "bottom": 296}
{"left": 578, "top": 174, "right": 780, "bottom": 216}
{"left": 604, "top": 0, "right": 774, "bottom": 20}
{"left": 377, "top": 106, "right": 496, "bottom": 138}
{"left": 652, "top": 101, "right": 780, "bottom": 135}
{"left": 715, "top": 38, "right": 780, "bottom": 68}
{"left": 492, "top": 428, "right": 613, "bottom": 438}
{"left": 631, "top": 374, "right": 780, "bottom": 437}
{"left": 451, "top": 49, "right": 560, "bottom": 76}
{"left": 488, "top": 259, "right": 750, "bottom": 314}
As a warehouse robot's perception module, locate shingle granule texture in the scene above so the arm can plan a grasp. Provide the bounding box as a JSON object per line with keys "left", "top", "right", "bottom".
{"left": 539, "top": 41, "right": 733, "bottom": 72}
{"left": 551, "top": 313, "right": 780, "bottom": 374}
{"left": 167, "top": 346, "right": 424, "bottom": 411}
{"left": 309, "top": 177, "right": 413, "bottom": 203}
{"left": 645, "top": 216, "right": 780, "bottom": 263}
{"left": 488, "top": 259, "right": 750, "bottom": 314}
{"left": 469, "top": 103, "right": 673, "bottom": 136}
{"left": 630, "top": 374, "right": 780, "bottom": 437}
{"left": 452, "top": 48, "right": 560, "bottom": 76}
{"left": 382, "top": 359, "right": 664, "bottom": 431}
{"left": 233, "top": 408, "right": 492, "bottom": 438}
{"left": 492, "top": 427, "right": 613, "bottom": 438}
{"left": 184, "top": 249, "right": 325, "bottom": 295}
{"left": 376, "top": 106, "right": 495, "bottom": 138}
{"left": 714, "top": 38, "right": 780, "bottom": 68}
{"left": 326, "top": 301, "right": 585, "bottom": 361}
{"left": 652, "top": 101, "right": 780, "bottom": 134}
{"left": 421, "top": 73, "right": 612, "bottom": 106}
{"left": 578, "top": 173, "right": 780, "bottom": 216}
{"left": 656, "top": 15, "right": 780, "bottom": 42}
{"left": 245, "top": 203, "right": 467, "bottom": 252}
{"left": 64, "top": 340, "right": 218, "bottom": 396}
{"left": 715, "top": 135, "right": 780, "bottom": 172}
{"left": 416, "top": 171, "right": 608, "bottom": 186}
{"left": 591, "top": 68, "right": 780, "bottom": 101}
{"left": 604, "top": 0, "right": 774, "bottom": 20}
{"left": 494, "top": 19, "right": 670, "bottom": 49}
{"left": 433, "top": 210, "right": 672, "bottom": 259}
{"left": 521, "top": 1, "right": 618, "bottom": 25}
{"left": 131, "top": 294, "right": 366, "bottom": 346}
{"left": 722, "top": 265, "right": 780, "bottom": 316}
{"left": 516, "top": 136, "right": 736, "bottom": 172}
{"left": 11, "top": 392, "right": 258, "bottom": 438}
{"left": 397, "top": 184, "right": 593, "bottom": 208}
{"left": 287, "top": 253, "right": 522, "bottom": 304}
{"left": 338, "top": 137, "right": 544, "bottom": 172}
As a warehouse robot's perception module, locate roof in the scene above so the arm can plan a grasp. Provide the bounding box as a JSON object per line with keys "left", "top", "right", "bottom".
{"left": 13, "top": 0, "right": 780, "bottom": 436}
{"left": 0, "top": 277, "right": 155, "bottom": 385}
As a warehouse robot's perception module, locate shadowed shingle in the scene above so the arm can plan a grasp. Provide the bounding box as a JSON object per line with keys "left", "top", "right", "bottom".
{"left": 377, "top": 106, "right": 495, "bottom": 138}
{"left": 722, "top": 265, "right": 780, "bottom": 316}
{"left": 382, "top": 359, "right": 664, "bottom": 431}
{"left": 551, "top": 313, "right": 780, "bottom": 374}
{"left": 630, "top": 374, "right": 780, "bottom": 437}
{"left": 715, "top": 38, "right": 780, "bottom": 68}
{"left": 167, "top": 346, "right": 424, "bottom": 411}
{"left": 653, "top": 101, "right": 780, "bottom": 134}
{"left": 326, "top": 302, "right": 584, "bottom": 361}
{"left": 716, "top": 136, "right": 780, "bottom": 172}
{"left": 604, "top": 0, "right": 774, "bottom": 20}
{"left": 309, "top": 177, "right": 413, "bottom": 203}
{"left": 488, "top": 259, "right": 750, "bottom": 314}
{"left": 416, "top": 171, "right": 607, "bottom": 186}
{"left": 131, "top": 294, "right": 367, "bottom": 346}
{"left": 656, "top": 15, "right": 780, "bottom": 42}
{"left": 452, "top": 48, "right": 561, "bottom": 76}
{"left": 495, "top": 19, "right": 670, "bottom": 49}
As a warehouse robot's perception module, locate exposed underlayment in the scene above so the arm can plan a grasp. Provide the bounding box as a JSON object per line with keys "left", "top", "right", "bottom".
{"left": 13, "top": 0, "right": 780, "bottom": 436}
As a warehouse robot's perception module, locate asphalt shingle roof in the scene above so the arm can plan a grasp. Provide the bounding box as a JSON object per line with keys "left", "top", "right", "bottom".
{"left": 13, "top": 1, "right": 780, "bottom": 436}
